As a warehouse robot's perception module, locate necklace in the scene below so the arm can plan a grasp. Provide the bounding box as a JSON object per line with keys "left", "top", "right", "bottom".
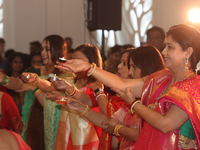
{"left": 148, "top": 72, "right": 195, "bottom": 110}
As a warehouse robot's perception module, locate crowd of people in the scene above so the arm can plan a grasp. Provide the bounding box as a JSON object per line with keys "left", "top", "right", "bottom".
{"left": 0, "top": 24, "right": 200, "bottom": 150}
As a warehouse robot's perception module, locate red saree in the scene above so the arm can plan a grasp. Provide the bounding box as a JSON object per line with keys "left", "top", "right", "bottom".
{"left": 54, "top": 85, "right": 101, "bottom": 150}
{"left": 0, "top": 92, "right": 23, "bottom": 134}
{"left": 98, "top": 93, "right": 125, "bottom": 150}
{"left": 134, "top": 69, "right": 200, "bottom": 150}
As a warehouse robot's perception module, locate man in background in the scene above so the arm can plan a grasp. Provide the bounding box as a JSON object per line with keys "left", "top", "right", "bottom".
{"left": 146, "top": 26, "right": 165, "bottom": 53}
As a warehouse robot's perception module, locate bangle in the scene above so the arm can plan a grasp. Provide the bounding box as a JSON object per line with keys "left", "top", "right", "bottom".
{"left": 87, "top": 63, "right": 96, "bottom": 77}
{"left": 128, "top": 99, "right": 138, "bottom": 109}
{"left": 114, "top": 124, "right": 124, "bottom": 136}
{"left": 96, "top": 93, "right": 106, "bottom": 100}
{"left": 34, "top": 89, "right": 43, "bottom": 97}
{"left": 80, "top": 105, "right": 90, "bottom": 116}
{"left": 84, "top": 64, "right": 92, "bottom": 73}
{"left": 32, "top": 88, "right": 39, "bottom": 94}
{"left": 130, "top": 100, "right": 141, "bottom": 114}
{"left": 1, "top": 74, "right": 10, "bottom": 86}
{"left": 65, "top": 85, "right": 77, "bottom": 97}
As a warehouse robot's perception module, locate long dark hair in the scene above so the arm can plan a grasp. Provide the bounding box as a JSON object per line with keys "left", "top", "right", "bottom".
{"left": 4, "top": 52, "right": 25, "bottom": 76}
{"left": 128, "top": 45, "right": 165, "bottom": 77}
{"left": 43, "top": 35, "right": 67, "bottom": 75}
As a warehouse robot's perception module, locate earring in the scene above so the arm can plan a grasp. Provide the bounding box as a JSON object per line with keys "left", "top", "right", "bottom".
{"left": 184, "top": 57, "right": 189, "bottom": 72}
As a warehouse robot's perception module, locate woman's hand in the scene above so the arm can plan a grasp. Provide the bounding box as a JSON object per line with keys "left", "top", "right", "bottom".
{"left": 111, "top": 87, "right": 136, "bottom": 105}
{"left": 50, "top": 77, "right": 71, "bottom": 91}
{"left": 104, "top": 118, "right": 120, "bottom": 135}
{"left": 45, "top": 91, "right": 64, "bottom": 101}
{"left": 0, "top": 72, "right": 5, "bottom": 83}
{"left": 55, "top": 59, "right": 90, "bottom": 73}
{"left": 57, "top": 97, "right": 87, "bottom": 113}
{"left": 16, "top": 83, "right": 36, "bottom": 92}
{"left": 87, "top": 81, "right": 104, "bottom": 91}
{"left": 21, "top": 72, "right": 38, "bottom": 83}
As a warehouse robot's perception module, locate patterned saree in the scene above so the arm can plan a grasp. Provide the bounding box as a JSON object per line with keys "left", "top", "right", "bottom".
{"left": 134, "top": 69, "right": 200, "bottom": 150}
{"left": 54, "top": 83, "right": 100, "bottom": 150}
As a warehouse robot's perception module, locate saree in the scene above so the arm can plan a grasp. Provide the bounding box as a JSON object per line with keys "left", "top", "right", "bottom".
{"left": 112, "top": 103, "right": 140, "bottom": 150}
{"left": 0, "top": 92, "right": 23, "bottom": 134}
{"left": 98, "top": 94, "right": 125, "bottom": 150}
{"left": 21, "top": 75, "right": 48, "bottom": 141}
{"left": 54, "top": 84, "right": 100, "bottom": 150}
{"left": 134, "top": 69, "right": 200, "bottom": 150}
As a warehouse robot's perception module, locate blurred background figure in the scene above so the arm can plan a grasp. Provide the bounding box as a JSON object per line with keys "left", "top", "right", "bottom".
{"left": 4, "top": 52, "right": 26, "bottom": 115}
{"left": 65, "top": 37, "right": 74, "bottom": 59}
{"left": 146, "top": 26, "right": 165, "bottom": 53}
{"left": 29, "top": 41, "right": 42, "bottom": 53}
{"left": 120, "top": 44, "right": 134, "bottom": 54}
{"left": 0, "top": 49, "right": 15, "bottom": 72}
{"left": 104, "top": 44, "right": 121, "bottom": 74}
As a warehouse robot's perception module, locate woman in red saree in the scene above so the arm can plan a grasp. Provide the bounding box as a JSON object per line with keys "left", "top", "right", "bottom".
{"left": 0, "top": 91, "right": 23, "bottom": 134}
{"left": 55, "top": 24, "right": 200, "bottom": 149}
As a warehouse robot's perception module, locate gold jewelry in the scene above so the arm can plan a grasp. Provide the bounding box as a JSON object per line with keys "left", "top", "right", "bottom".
{"left": 130, "top": 100, "right": 141, "bottom": 114}
{"left": 65, "top": 85, "right": 77, "bottom": 97}
{"left": 184, "top": 57, "right": 189, "bottom": 72}
{"left": 34, "top": 89, "right": 42, "bottom": 97}
{"left": 87, "top": 63, "right": 96, "bottom": 77}
{"left": 80, "top": 105, "right": 90, "bottom": 116}
{"left": 114, "top": 124, "right": 124, "bottom": 136}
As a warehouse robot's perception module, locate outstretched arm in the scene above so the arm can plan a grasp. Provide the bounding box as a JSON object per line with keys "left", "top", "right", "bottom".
{"left": 114, "top": 87, "right": 189, "bottom": 133}
{"left": 0, "top": 72, "right": 23, "bottom": 90}
{"left": 21, "top": 72, "right": 56, "bottom": 92}
{"left": 55, "top": 60, "right": 145, "bottom": 98}
{"left": 58, "top": 97, "right": 112, "bottom": 129}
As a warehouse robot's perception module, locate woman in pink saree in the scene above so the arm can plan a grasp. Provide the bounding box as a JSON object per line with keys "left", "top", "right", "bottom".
{"left": 55, "top": 24, "right": 200, "bottom": 149}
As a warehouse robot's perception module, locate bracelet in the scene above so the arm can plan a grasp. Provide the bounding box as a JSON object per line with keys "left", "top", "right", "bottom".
{"left": 130, "top": 100, "right": 141, "bottom": 114}
{"left": 80, "top": 105, "right": 90, "bottom": 116}
{"left": 32, "top": 88, "right": 39, "bottom": 94}
{"left": 84, "top": 63, "right": 93, "bottom": 73}
{"left": 34, "top": 89, "right": 43, "bottom": 97}
{"left": 65, "top": 85, "right": 77, "bottom": 97}
{"left": 96, "top": 93, "right": 107, "bottom": 100}
{"left": 114, "top": 124, "right": 124, "bottom": 136}
{"left": 1, "top": 74, "right": 10, "bottom": 86}
{"left": 128, "top": 99, "right": 138, "bottom": 109}
{"left": 87, "top": 63, "right": 96, "bottom": 77}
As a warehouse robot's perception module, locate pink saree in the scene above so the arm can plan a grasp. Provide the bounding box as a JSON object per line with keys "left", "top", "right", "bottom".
{"left": 134, "top": 69, "right": 200, "bottom": 150}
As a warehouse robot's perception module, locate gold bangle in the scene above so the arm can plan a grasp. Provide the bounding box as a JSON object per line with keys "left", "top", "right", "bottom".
{"left": 114, "top": 124, "right": 124, "bottom": 136}
{"left": 87, "top": 63, "right": 96, "bottom": 77}
{"left": 130, "top": 100, "right": 141, "bottom": 114}
{"left": 34, "top": 89, "right": 42, "bottom": 97}
{"left": 65, "top": 85, "right": 76, "bottom": 96}
{"left": 80, "top": 105, "right": 90, "bottom": 116}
